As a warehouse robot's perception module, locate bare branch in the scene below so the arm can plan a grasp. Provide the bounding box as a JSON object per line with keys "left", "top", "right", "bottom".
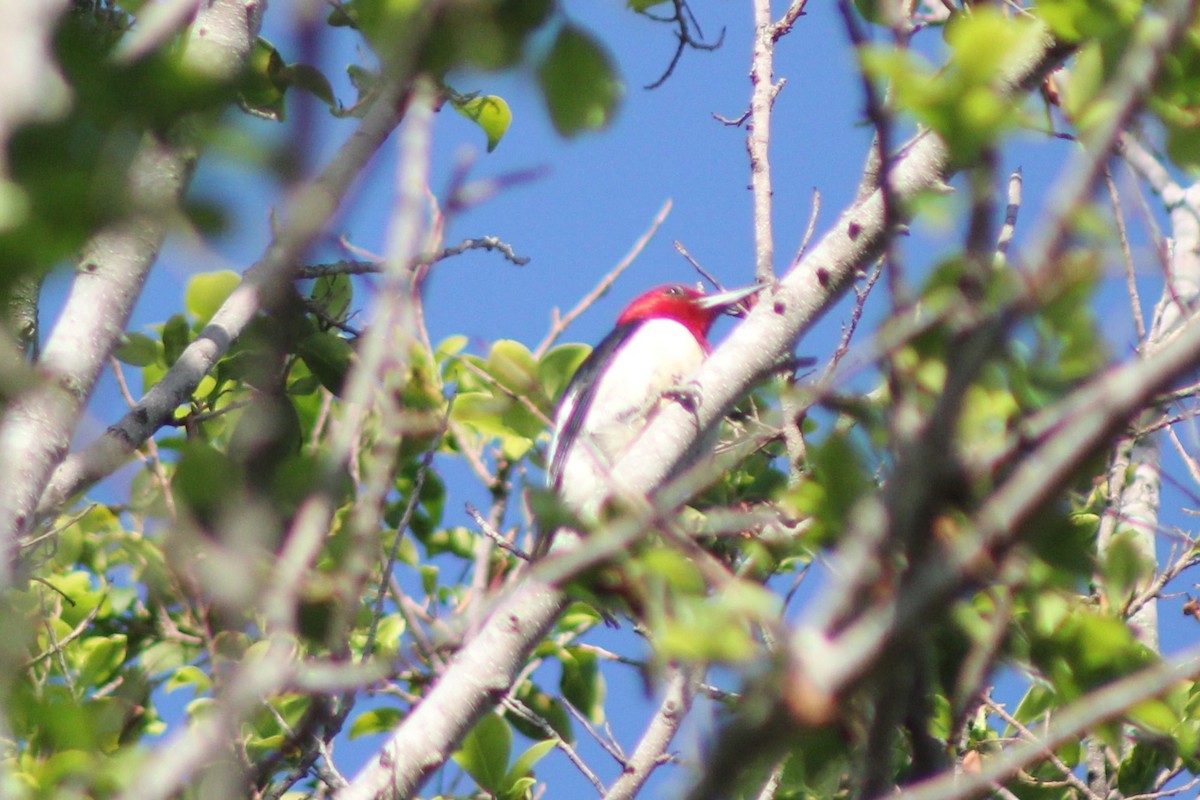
{"left": 603, "top": 665, "right": 700, "bottom": 800}
{"left": 534, "top": 199, "right": 672, "bottom": 359}
{"left": 1105, "top": 166, "right": 1146, "bottom": 341}
{"left": 643, "top": 0, "right": 726, "bottom": 90}
{"left": 345, "top": 23, "right": 1075, "bottom": 800}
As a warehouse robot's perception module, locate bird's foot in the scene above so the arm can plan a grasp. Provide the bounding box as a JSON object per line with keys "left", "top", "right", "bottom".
{"left": 663, "top": 381, "right": 702, "bottom": 414}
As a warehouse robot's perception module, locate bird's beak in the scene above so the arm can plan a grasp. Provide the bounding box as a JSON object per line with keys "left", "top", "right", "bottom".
{"left": 697, "top": 283, "right": 765, "bottom": 317}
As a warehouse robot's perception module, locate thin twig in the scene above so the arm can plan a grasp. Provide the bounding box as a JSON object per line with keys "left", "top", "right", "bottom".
{"left": 984, "top": 696, "right": 1106, "bottom": 800}
{"left": 502, "top": 697, "right": 608, "bottom": 795}
{"left": 362, "top": 411, "right": 449, "bottom": 660}
{"left": 838, "top": 0, "right": 906, "bottom": 307}
{"left": 820, "top": 259, "right": 884, "bottom": 383}
{"left": 455, "top": 358, "right": 552, "bottom": 427}
{"left": 25, "top": 595, "right": 103, "bottom": 668}
{"left": 902, "top": 644, "right": 1200, "bottom": 800}
{"left": 643, "top": 0, "right": 725, "bottom": 90}
{"left": 788, "top": 188, "right": 822, "bottom": 269}
{"left": 534, "top": 199, "right": 672, "bottom": 358}
{"left": 673, "top": 240, "right": 726, "bottom": 292}
{"left": 563, "top": 695, "right": 629, "bottom": 765}
{"left": 298, "top": 237, "right": 530, "bottom": 280}
{"left": 466, "top": 502, "right": 529, "bottom": 561}
{"left": 1105, "top": 166, "right": 1146, "bottom": 341}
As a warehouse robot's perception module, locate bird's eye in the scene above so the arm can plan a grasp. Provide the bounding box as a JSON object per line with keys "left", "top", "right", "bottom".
{"left": 665, "top": 286, "right": 682, "bottom": 297}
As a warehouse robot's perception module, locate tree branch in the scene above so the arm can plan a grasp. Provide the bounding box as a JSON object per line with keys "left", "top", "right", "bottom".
{"left": 342, "top": 21, "right": 1071, "bottom": 800}
{"left": 899, "top": 645, "right": 1200, "bottom": 800}
{"left": 0, "top": 0, "right": 266, "bottom": 586}
{"left": 603, "top": 664, "right": 699, "bottom": 800}
{"left": 34, "top": 77, "right": 413, "bottom": 525}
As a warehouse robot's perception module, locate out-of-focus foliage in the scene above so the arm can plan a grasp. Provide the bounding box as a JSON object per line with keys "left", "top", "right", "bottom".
{"left": 7, "top": 1, "right": 1200, "bottom": 799}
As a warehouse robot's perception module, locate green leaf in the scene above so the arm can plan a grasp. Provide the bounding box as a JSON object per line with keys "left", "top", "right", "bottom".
{"left": 165, "top": 665, "right": 213, "bottom": 694}
{"left": 78, "top": 635, "right": 127, "bottom": 687}
{"left": 719, "top": 580, "right": 782, "bottom": 621}
{"left": 1128, "top": 698, "right": 1178, "bottom": 736}
{"left": 537, "top": 25, "right": 622, "bottom": 136}
{"left": 639, "top": 547, "right": 704, "bottom": 594}
{"left": 327, "top": 3, "right": 357, "bottom": 27}
{"left": 657, "top": 596, "right": 758, "bottom": 662}
{"left": 945, "top": 8, "right": 1034, "bottom": 85}
{"left": 501, "top": 776, "right": 536, "bottom": 800}
{"left": 161, "top": 313, "right": 191, "bottom": 366}
{"left": 452, "top": 94, "right": 512, "bottom": 152}
{"left": 140, "top": 641, "right": 192, "bottom": 676}
{"left": 558, "top": 601, "right": 603, "bottom": 633}
{"left": 283, "top": 63, "right": 337, "bottom": 108}
{"left": 560, "top": 646, "right": 605, "bottom": 723}
{"left": 241, "top": 37, "right": 289, "bottom": 121}
{"left": 349, "top": 707, "right": 404, "bottom": 739}
{"left": 861, "top": 10, "right": 1039, "bottom": 163}
{"left": 47, "top": 572, "right": 104, "bottom": 628}
{"left": 488, "top": 339, "right": 539, "bottom": 394}
{"left": 344, "top": 65, "right": 381, "bottom": 115}
{"left": 1010, "top": 683, "right": 1055, "bottom": 728}
{"left": 1035, "top": 0, "right": 1140, "bottom": 43}
{"left": 297, "top": 331, "right": 355, "bottom": 396}
{"left": 538, "top": 344, "right": 590, "bottom": 405}
{"left": 1101, "top": 531, "right": 1153, "bottom": 611}
{"left": 372, "top": 613, "right": 407, "bottom": 654}
{"left": 451, "top": 392, "right": 536, "bottom": 460}
{"left": 420, "top": 564, "right": 438, "bottom": 595}
{"left": 114, "top": 332, "right": 161, "bottom": 367}
{"left": 508, "top": 739, "right": 556, "bottom": 781}
{"left": 310, "top": 273, "right": 353, "bottom": 325}
{"left": 853, "top": 0, "right": 894, "bottom": 26}
{"left": 782, "top": 432, "right": 873, "bottom": 549}
{"left": 452, "top": 712, "right": 512, "bottom": 793}
{"left": 1118, "top": 740, "right": 1175, "bottom": 795}
{"left": 185, "top": 270, "right": 240, "bottom": 325}
{"left": 174, "top": 442, "right": 243, "bottom": 525}
{"left": 628, "top": 0, "right": 671, "bottom": 9}
{"left": 184, "top": 196, "right": 228, "bottom": 236}
{"left": 227, "top": 396, "right": 302, "bottom": 471}
{"left": 436, "top": 334, "right": 468, "bottom": 363}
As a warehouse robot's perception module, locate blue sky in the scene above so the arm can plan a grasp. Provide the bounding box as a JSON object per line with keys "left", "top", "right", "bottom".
{"left": 35, "top": 1, "right": 1200, "bottom": 795}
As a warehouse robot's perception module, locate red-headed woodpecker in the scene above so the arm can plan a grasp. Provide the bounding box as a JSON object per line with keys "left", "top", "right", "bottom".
{"left": 545, "top": 283, "right": 761, "bottom": 523}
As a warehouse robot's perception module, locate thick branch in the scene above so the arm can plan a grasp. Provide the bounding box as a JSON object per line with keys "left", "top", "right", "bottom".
{"left": 338, "top": 579, "right": 567, "bottom": 800}
{"left": 340, "top": 24, "right": 1069, "bottom": 800}
{"left": 35, "top": 78, "right": 412, "bottom": 523}
{"left": 0, "top": 0, "right": 265, "bottom": 584}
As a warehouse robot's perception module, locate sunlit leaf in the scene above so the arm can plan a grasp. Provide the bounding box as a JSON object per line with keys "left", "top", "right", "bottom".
{"left": 452, "top": 94, "right": 512, "bottom": 152}
{"left": 114, "top": 332, "right": 161, "bottom": 367}
{"left": 185, "top": 270, "right": 240, "bottom": 326}
{"left": 452, "top": 712, "right": 512, "bottom": 793}
{"left": 349, "top": 707, "right": 403, "bottom": 739}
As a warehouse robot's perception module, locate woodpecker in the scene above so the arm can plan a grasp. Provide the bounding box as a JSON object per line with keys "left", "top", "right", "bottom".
{"left": 545, "top": 283, "right": 761, "bottom": 524}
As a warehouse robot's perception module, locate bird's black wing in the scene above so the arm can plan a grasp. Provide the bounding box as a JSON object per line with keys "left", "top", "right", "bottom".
{"left": 546, "top": 321, "right": 638, "bottom": 490}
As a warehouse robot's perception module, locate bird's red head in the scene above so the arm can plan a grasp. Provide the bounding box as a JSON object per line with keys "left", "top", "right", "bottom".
{"left": 615, "top": 283, "right": 761, "bottom": 350}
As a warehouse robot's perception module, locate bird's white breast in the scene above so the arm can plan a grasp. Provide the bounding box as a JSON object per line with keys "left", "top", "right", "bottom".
{"left": 555, "top": 318, "right": 706, "bottom": 512}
